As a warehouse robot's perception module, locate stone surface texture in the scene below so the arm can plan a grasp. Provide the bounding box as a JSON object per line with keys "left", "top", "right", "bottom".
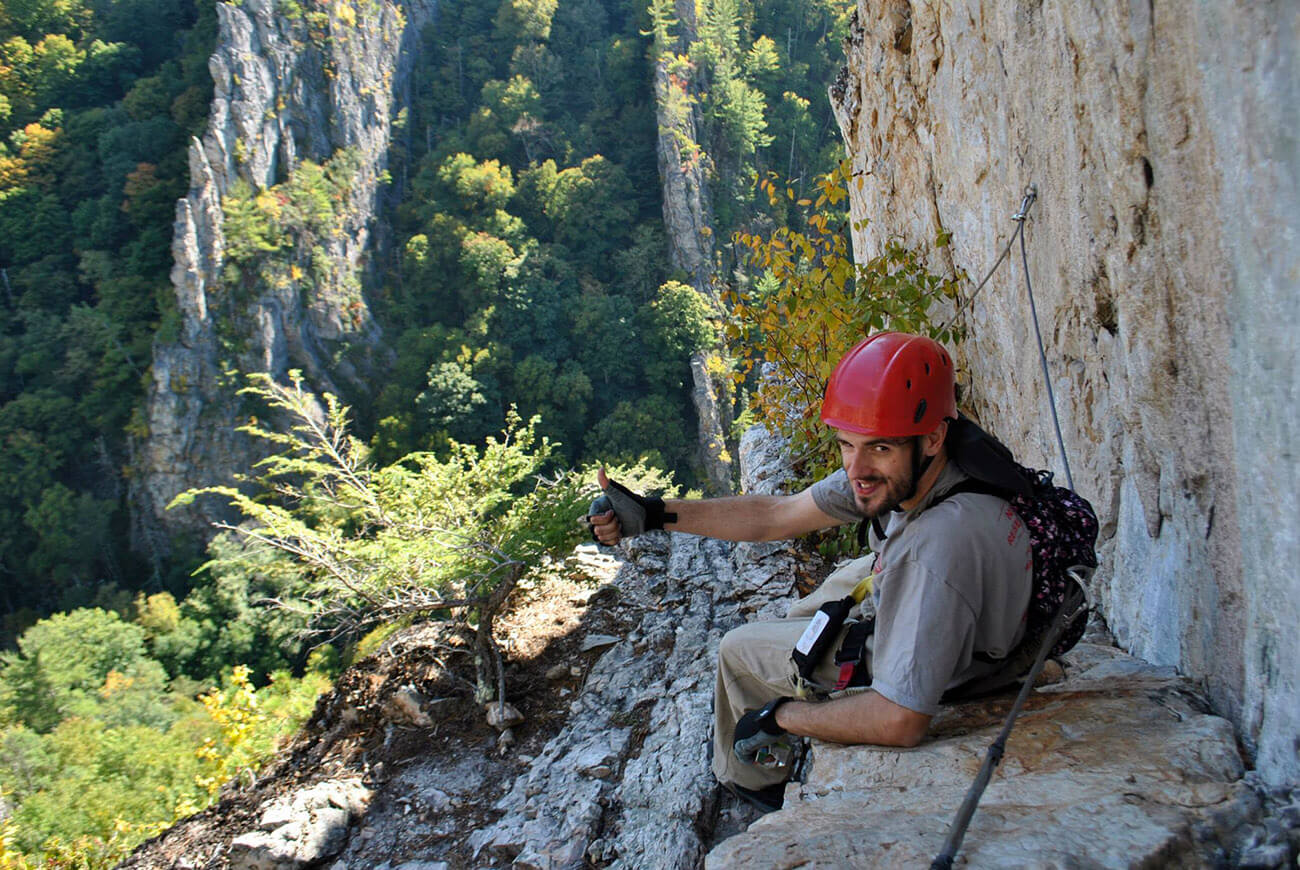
{"left": 652, "top": 1, "right": 731, "bottom": 494}
{"left": 228, "top": 779, "right": 371, "bottom": 870}
{"left": 830, "top": 0, "right": 1300, "bottom": 784}
{"left": 707, "top": 644, "right": 1249, "bottom": 867}
{"left": 466, "top": 427, "right": 803, "bottom": 869}
{"left": 133, "top": 0, "right": 436, "bottom": 547}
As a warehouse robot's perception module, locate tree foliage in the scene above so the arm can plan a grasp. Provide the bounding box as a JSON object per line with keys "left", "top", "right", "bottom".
{"left": 0, "top": 606, "right": 327, "bottom": 866}
{"left": 171, "top": 370, "right": 667, "bottom": 704}
{"left": 726, "top": 160, "right": 964, "bottom": 482}
{"left": 0, "top": 0, "right": 858, "bottom": 619}
{"left": 651, "top": 0, "right": 854, "bottom": 230}
{"left": 0, "top": 0, "right": 878, "bottom": 862}
{"left": 376, "top": 0, "right": 691, "bottom": 475}
{"left": 0, "top": 0, "right": 214, "bottom": 622}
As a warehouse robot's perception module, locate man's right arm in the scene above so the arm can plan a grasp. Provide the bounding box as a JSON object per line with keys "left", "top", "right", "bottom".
{"left": 589, "top": 468, "right": 841, "bottom": 545}
{"left": 661, "top": 488, "right": 840, "bottom": 541}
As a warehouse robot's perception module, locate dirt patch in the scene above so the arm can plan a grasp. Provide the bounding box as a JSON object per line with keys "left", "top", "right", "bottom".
{"left": 120, "top": 546, "right": 625, "bottom": 869}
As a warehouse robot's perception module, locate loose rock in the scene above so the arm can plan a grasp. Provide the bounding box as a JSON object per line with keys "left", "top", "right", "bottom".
{"left": 580, "top": 634, "right": 620, "bottom": 652}
{"left": 486, "top": 702, "right": 524, "bottom": 730}
{"left": 228, "top": 779, "right": 371, "bottom": 870}
{"left": 382, "top": 685, "right": 433, "bottom": 728}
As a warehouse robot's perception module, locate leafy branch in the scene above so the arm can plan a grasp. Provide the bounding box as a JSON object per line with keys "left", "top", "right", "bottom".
{"left": 169, "top": 371, "right": 595, "bottom": 710}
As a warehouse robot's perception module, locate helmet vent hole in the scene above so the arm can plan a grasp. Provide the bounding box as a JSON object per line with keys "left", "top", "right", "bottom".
{"left": 914, "top": 399, "right": 927, "bottom": 424}
{"left": 924, "top": 362, "right": 931, "bottom": 375}
{"left": 905, "top": 379, "right": 912, "bottom": 390}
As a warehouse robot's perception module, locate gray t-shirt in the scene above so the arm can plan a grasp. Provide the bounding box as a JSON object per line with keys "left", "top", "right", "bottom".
{"left": 810, "top": 463, "right": 1032, "bottom": 715}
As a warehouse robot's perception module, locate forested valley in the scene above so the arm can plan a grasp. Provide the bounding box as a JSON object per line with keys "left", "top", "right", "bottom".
{"left": 0, "top": 0, "right": 907, "bottom": 863}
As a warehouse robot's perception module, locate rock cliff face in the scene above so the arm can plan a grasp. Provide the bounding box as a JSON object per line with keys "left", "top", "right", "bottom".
{"left": 467, "top": 424, "right": 803, "bottom": 868}
{"left": 652, "top": 1, "right": 733, "bottom": 495}
{"left": 830, "top": 0, "right": 1299, "bottom": 784}
{"left": 132, "top": 0, "right": 436, "bottom": 548}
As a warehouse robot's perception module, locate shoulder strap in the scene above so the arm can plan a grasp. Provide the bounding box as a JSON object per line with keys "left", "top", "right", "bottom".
{"left": 947, "top": 416, "right": 1035, "bottom": 498}
{"left": 857, "top": 516, "right": 887, "bottom": 547}
{"left": 927, "top": 478, "right": 1015, "bottom": 509}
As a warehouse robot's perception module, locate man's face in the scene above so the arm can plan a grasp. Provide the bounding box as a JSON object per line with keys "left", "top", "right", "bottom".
{"left": 835, "top": 429, "right": 918, "bottom": 518}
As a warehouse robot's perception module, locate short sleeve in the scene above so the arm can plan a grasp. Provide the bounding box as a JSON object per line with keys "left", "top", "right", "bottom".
{"left": 868, "top": 558, "right": 977, "bottom": 716}
{"left": 809, "top": 468, "right": 865, "bottom": 524}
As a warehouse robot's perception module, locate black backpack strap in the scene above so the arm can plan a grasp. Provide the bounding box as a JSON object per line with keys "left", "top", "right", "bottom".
{"left": 947, "top": 415, "right": 1036, "bottom": 498}
{"left": 856, "top": 516, "right": 887, "bottom": 547}
{"left": 927, "top": 478, "right": 1014, "bottom": 509}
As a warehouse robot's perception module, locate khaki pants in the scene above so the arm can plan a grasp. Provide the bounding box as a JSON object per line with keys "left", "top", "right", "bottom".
{"left": 712, "top": 555, "right": 876, "bottom": 790}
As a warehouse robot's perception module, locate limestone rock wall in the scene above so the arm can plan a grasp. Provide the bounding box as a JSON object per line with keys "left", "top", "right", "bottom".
{"left": 132, "top": 0, "right": 436, "bottom": 547}
{"left": 831, "top": 0, "right": 1299, "bottom": 783}
{"left": 652, "top": 2, "right": 733, "bottom": 495}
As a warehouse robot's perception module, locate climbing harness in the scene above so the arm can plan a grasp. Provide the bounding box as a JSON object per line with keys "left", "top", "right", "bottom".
{"left": 930, "top": 185, "right": 1095, "bottom": 868}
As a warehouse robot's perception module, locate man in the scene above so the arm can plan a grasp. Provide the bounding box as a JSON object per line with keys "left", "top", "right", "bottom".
{"left": 589, "top": 332, "right": 1033, "bottom": 810}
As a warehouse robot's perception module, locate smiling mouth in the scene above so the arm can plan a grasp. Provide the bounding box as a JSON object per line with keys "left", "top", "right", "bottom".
{"left": 854, "top": 479, "right": 885, "bottom": 497}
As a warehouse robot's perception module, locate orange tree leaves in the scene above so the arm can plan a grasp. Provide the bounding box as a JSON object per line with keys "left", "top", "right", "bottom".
{"left": 724, "top": 161, "right": 964, "bottom": 486}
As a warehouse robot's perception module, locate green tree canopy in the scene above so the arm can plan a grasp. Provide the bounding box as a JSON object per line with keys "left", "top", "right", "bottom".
{"left": 0, "top": 608, "right": 168, "bottom": 732}
{"left": 640, "top": 280, "right": 718, "bottom": 392}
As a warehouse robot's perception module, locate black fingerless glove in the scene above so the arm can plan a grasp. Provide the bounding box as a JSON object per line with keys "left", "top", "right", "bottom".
{"left": 732, "top": 697, "right": 794, "bottom": 766}
{"left": 588, "top": 477, "right": 677, "bottom": 539}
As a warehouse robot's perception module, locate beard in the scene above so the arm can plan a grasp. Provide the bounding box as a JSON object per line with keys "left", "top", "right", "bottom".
{"left": 852, "top": 467, "right": 917, "bottom": 519}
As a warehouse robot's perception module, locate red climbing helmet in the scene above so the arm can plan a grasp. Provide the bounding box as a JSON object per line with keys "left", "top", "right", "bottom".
{"left": 820, "top": 332, "right": 957, "bottom": 437}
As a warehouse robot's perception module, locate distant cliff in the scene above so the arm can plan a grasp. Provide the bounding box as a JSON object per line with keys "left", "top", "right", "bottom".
{"left": 651, "top": 0, "right": 732, "bottom": 495}
{"left": 831, "top": 0, "right": 1299, "bottom": 785}
{"left": 131, "top": 0, "right": 436, "bottom": 553}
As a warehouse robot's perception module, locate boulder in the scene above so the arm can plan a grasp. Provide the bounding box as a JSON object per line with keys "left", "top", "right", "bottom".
{"left": 382, "top": 685, "right": 434, "bottom": 728}
{"left": 228, "top": 779, "right": 371, "bottom": 870}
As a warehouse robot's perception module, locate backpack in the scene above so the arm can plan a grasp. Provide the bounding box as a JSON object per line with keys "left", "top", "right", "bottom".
{"left": 858, "top": 415, "right": 1100, "bottom": 663}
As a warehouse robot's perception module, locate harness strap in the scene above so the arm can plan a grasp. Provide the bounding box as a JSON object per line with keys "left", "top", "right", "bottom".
{"left": 830, "top": 616, "right": 875, "bottom": 691}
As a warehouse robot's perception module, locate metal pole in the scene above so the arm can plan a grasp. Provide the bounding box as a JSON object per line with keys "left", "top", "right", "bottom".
{"left": 930, "top": 578, "right": 1089, "bottom": 868}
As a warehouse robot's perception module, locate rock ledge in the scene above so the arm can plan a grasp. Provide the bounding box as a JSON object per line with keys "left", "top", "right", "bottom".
{"left": 707, "top": 643, "right": 1250, "bottom": 867}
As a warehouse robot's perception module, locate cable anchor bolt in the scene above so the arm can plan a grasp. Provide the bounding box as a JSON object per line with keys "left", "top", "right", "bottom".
{"left": 1013, "top": 184, "right": 1038, "bottom": 222}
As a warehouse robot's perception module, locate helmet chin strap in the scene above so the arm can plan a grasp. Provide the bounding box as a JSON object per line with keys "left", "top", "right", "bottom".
{"left": 904, "top": 435, "right": 935, "bottom": 503}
